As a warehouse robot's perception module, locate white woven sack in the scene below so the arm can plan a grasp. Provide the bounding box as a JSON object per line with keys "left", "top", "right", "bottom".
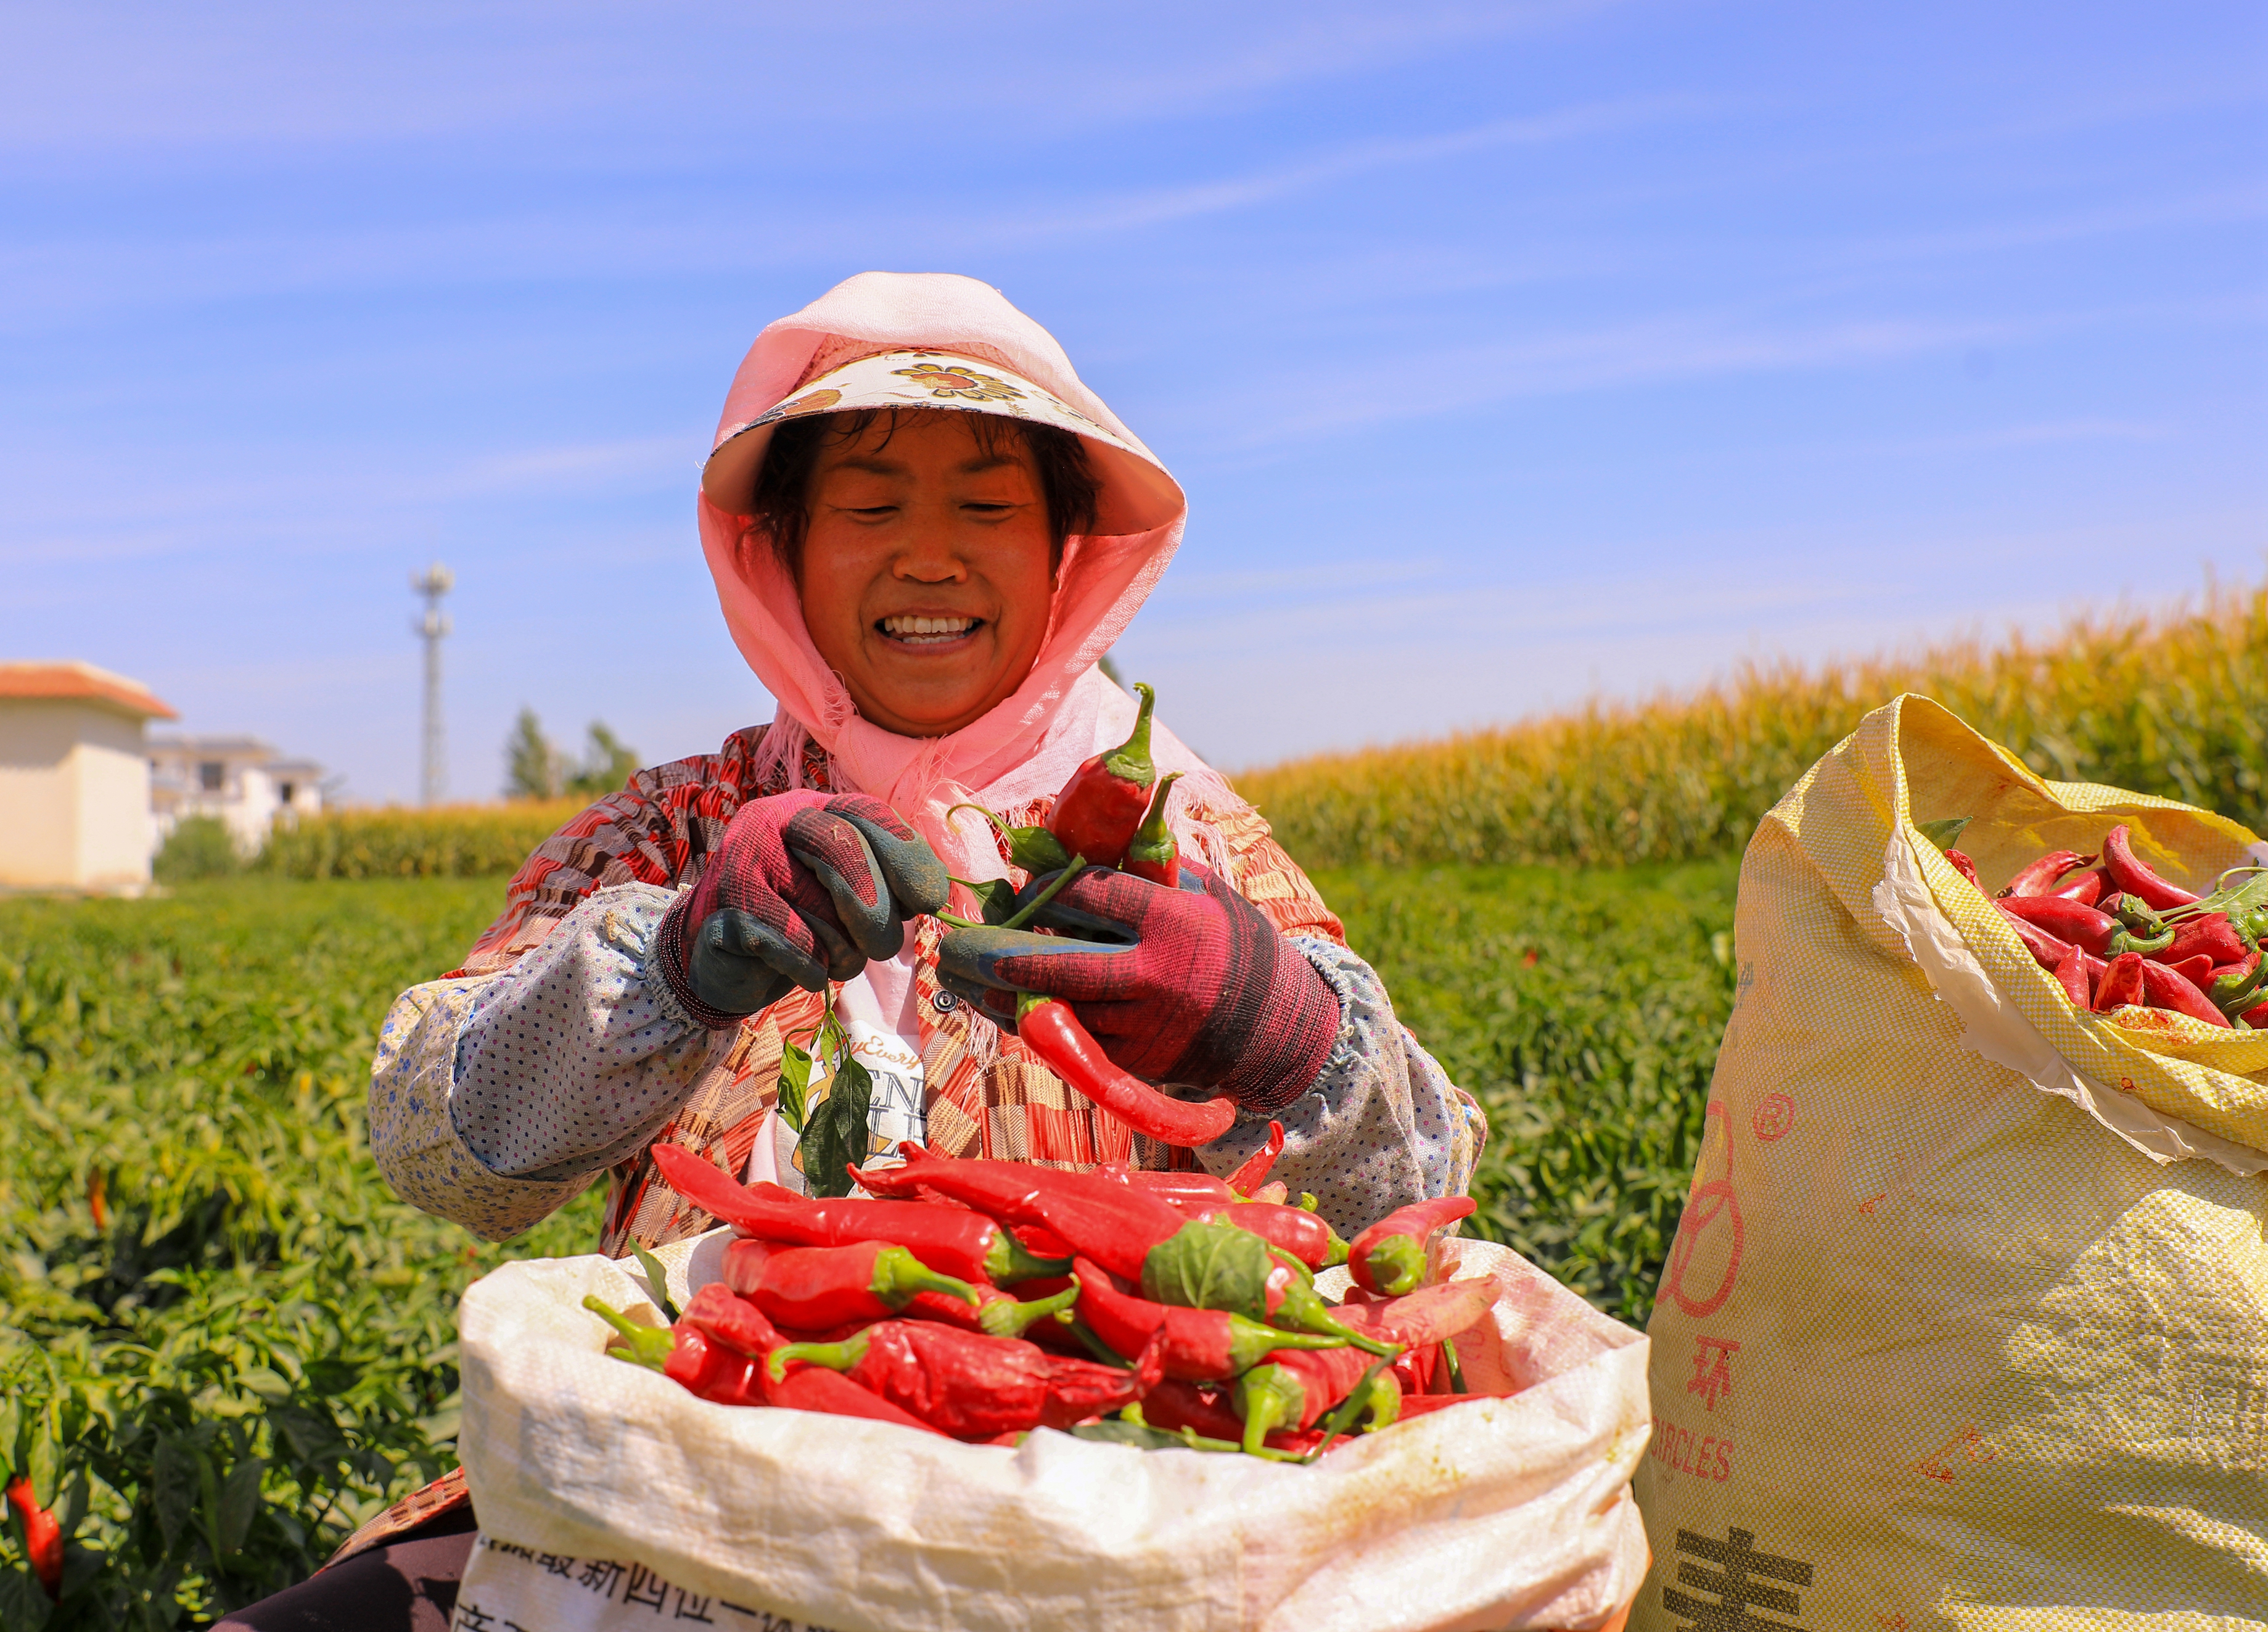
{"left": 451, "top": 1230, "right": 1651, "bottom": 1632}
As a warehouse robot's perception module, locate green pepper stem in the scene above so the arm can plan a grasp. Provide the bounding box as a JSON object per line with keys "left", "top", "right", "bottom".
{"left": 1363, "top": 1235, "right": 1429, "bottom": 1296}
{"left": 980, "top": 1277, "right": 1083, "bottom": 1338}
{"left": 873, "top": 1245, "right": 981, "bottom": 1309}
{"left": 1269, "top": 1277, "right": 1402, "bottom": 1358}
{"left": 768, "top": 1330, "right": 870, "bottom": 1384}
{"left": 1063, "top": 1315, "right": 1135, "bottom": 1368}
{"left": 1103, "top": 682, "right": 1157, "bottom": 785}
{"left": 985, "top": 1230, "right": 1075, "bottom": 1285}
{"left": 994, "top": 855, "right": 1087, "bottom": 933}
{"left": 1304, "top": 1358, "right": 1400, "bottom": 1462}
{"left": 1442, "top": 1335, "right": 1468, "bottom": 1395}
{"left": 581, "top": 1296, "right": 674, "bottom": 1370}
{"left": 1236, "top": 1364, "right": 1303, "bottom": 1456}
{"left": 1226, "top": 1314, "right": 1349, "bottom": 1373}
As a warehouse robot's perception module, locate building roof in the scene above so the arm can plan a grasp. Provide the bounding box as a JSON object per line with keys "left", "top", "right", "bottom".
{"left": 149, "top": 735, "right": 279, "bottom": 757}
{"left": 0, "top": 661, "right": 178, "bottom": 719}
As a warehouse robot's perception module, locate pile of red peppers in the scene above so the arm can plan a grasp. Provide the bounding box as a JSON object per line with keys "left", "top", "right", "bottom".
{"left": 1925, "top": 818, "right": 2268, "bottom": 1029}
{"left": 581, "top": 1142, "right": 1492, "bottom": 1460}
{"left": 944, "top": 680, "right": 1238, "bottom": 1147}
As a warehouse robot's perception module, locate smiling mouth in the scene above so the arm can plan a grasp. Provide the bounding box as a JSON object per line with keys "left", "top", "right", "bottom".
{"left": 878, "top": 614, "right": 981, "bottom": 647}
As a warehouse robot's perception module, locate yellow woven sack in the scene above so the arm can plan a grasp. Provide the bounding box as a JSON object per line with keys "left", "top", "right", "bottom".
{"left": 1630, "top": 695, "right": 2268, "bottom": 1631}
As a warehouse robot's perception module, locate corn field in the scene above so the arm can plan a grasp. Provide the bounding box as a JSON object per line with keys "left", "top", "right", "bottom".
{"left": 255, "top": 799, "right": 584, "bottom": 880}
{"left": 1238, "top": 580, "right": 2268, "bottom": 870}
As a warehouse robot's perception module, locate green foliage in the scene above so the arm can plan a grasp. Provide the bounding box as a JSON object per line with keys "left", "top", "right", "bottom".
{"left": 503, "top": 707, "right": 564, "bottom": 801}
{"left": 566, "top": 723, "right": 640, "bottom": 799}
{"left": 254, "top": 799, "right": 583, "bottom": 880}
{"left": 0, "top": 879, "right": 604, "bottom": 1626}
{"left": 151, "top": 818, "right": 240, "bottom": 885}
{"left": 1318, "top": 858, "right": 1741, "bottom": 1325}
{"left": 504, "top": 709, "right": 639, "bottom": 802}
{"left": 1245, "top": 581, "right": 2267, "bottom": 869}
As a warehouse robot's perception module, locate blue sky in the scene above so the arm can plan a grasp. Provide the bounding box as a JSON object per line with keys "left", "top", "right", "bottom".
{"left": 5, "top": 2, "right": 2263, "bottom": 802}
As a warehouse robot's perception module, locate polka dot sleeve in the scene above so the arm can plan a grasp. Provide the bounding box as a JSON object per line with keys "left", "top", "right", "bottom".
{"left": 1192, "top": 936, "right": 1483, "bottom": 1236}
{"left": 450, "top": 883, "right": 720, "bottom": 1181}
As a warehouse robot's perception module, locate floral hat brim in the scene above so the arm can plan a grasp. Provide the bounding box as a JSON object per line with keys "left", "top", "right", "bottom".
{"left": 701, "top": 350, "right": 1181, "bottom": 537}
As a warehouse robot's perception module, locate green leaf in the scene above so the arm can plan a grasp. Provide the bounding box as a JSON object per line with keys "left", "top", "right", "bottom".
{"left": 1137, "top": 1221, "right": 1273, "bottom": 1319}
{"left": 1915, "top": 815, "right": 1972, "bottom": 852}
{"left": 214, "top": 1457, "right": 263, "bottom": 1556}
{"left": 775, "top": 1042, "right": 812, "bottom": 1135}
{"left": 799, "top": 1054, "right": 873, "bottom": 1201}
{"left": 150, "top": 1434, "right": 200, "bottom": 1555}
{"left": 631, "top": 1242, "right": 681, "bottom": 1324}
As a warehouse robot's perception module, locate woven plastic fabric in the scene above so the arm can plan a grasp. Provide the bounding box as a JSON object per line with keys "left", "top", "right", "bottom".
{"left": 1630, "top": 695, "right": 2268, "bottom": 1630}
{"left": 452, "top": 1233, "right": 1651, "bottom": 1631}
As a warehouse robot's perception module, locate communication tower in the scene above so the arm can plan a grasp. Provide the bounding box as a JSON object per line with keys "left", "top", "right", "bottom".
{"left": 411, "top": 563, "right": 454, "bottom": 806}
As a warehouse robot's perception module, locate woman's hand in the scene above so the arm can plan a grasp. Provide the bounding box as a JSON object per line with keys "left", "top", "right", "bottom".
{"left": 658, "top": 792, "right": 948, "bottom": 1027}
{"left": 934, "top": 862, "right": 1340, "bottom": 1110}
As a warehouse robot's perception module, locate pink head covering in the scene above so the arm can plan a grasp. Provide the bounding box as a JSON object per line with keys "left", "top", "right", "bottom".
{"left": 696, "top": 272, "right": 1237, "bottom": 881}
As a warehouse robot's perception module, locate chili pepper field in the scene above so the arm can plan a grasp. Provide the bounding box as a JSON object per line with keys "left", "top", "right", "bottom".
{"left": 0, "top": 858, "right": 1732, "bottom": 1625}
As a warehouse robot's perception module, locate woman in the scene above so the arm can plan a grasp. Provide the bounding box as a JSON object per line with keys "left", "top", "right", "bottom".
{"left": 226, "top": 271, "right": 1484, "bottom": 1628}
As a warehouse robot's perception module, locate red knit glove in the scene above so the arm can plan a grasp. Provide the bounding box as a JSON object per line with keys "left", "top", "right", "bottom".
{"left": 657, "top": 791, "right": 948, "bottom": 1028}
{"left": 935, "top": 861, "right": 1340, "bottom": 1111}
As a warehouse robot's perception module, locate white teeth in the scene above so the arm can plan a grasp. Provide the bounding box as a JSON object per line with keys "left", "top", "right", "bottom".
{"left": 882, "top": 616, "right": 977, "bottom": 641}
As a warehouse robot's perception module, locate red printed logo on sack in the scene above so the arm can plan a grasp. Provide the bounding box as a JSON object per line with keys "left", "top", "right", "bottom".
{"left": 1662, "top": 1100, "right": 1744, "bottom": 1319}
{"left": 1752, "top": 1092, "right": 1794, "bottom": 1143}
{"left": 1687, "top": 1336, "right": 1739, "bottom": 1411}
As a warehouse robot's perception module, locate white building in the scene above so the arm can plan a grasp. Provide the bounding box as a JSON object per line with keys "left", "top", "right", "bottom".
{"left": 0, "top": 661, "right": 179, "bottom": 893}
{"left": 149, "top": 735, "right": 326, "bottom": 856}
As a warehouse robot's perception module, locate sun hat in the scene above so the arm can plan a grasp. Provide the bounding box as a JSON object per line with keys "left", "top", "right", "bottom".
{"left": 699, "top": 347, "right": 1183, "bottom": 537}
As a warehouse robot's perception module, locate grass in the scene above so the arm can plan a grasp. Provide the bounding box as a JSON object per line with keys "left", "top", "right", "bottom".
{"left": 1242, "top": 580, "right": 2267, "bottom": 869}
{"left": 0, "top": 863, "right": 1728, "bottom": 1623}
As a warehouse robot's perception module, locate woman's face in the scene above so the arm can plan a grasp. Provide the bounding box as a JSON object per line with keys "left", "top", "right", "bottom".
{"left": 795, "top": 414, "right": 1057, "bottom": 738}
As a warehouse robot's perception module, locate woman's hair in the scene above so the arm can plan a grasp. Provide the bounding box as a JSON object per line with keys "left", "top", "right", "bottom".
{"left": 750, "top": 408, "right": 1101, "bottom": 576}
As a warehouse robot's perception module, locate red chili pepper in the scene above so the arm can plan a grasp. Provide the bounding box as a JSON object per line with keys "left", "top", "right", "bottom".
{"left": 1394, "top": 1393, "right": 1484, "bottom": 1422}
{"left": 1347, "top": 1196, "right": 1477, "bottom": 1296}
{"left": 1046, "top": 682, "right": 1157, "bottom": 868}
{"left": 1943, "top": 849, "right": 1981, "bottom": 888}
{"left": 854, "top": 1148, "right": 1189, "bottom": 1282}
{"left": 902, "top": 1279, "right": 1084, "bottom": 1340}
{"left": 1070, "top": 1255, "right": 1347, "bottom": 1380}
{"left": 767, "top": 1319, "right": 1163, "bottom": 1439}
{"left": 649, "top": 1144, "right": 1068, "bottom": 1285}
{"left": 1328, "top": 1278, "right": 1495, "bottom": 1353}
{"left": 2094, "top": 952, "right": 2147, "bottom": 1013}
{"left": 1122, "top": 772, "right": 1185, "bottom": 887}
{"left": 1225, "top": 1121, "right": 1286, "bottom": 1196}
{"left": 945, "top": 803, "right": 1072, "bottom": 875}
{"left": 1995, "top": 902, "right": 2078, "bottom": 971}
{"left": 2137, "top": 960, "right": 2232, "bottom": 1028}
{"left": 2051, "top": 943, "right": 2094, "bottom": 1008}
{"left": 1093, "top": 1161, "right": 1239, "bottom": 1213}
{"left": 2051, "top": 869, "right": 2107, "bottom": 907}
{"left": 1013, "top": 994, "right": 1236, "bottom": 1147}
{"left": 2244, "top": 997, "right": 2268, "bottom": 1029}
{"left": 2163, "top": 914, "right": 2253, "bottom": 968}
{"left": 1198, "top": 1203, "right": 1349, "bottom": 1271}
{"left": 1999, "top": 895, "right": 2177, "bottom": 957}
{"left": 729, "top": 1238, "right": 981, "bottom": 1330}
{"left": 1140, "top": 1380, "right": 1323, "bottom": 1455}
{"left": 6, "top": 1475, "right": 62, "bottom": 1602}
{"left": 1997, "top": 849, "right": 2095, "bottom": 899}
{"left": 2164, "top": 954, "right": 2216, "bottom": 991}
{"left": 1235, "top": 1348, "right": 1402, "bottom": 1454}
{"left": 2100, "top": 824, "right": 2200, "bottom": 910}
{"left": 857, "top": 1150, "right": 1395, "bottom": 1354}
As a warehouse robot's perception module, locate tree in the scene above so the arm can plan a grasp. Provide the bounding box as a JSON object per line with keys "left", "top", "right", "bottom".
{"left": 566, "top": 722, "right": 640, "bottom": 796}
{"left": 504, "top": 707, "right": 564, "bottom": 800}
